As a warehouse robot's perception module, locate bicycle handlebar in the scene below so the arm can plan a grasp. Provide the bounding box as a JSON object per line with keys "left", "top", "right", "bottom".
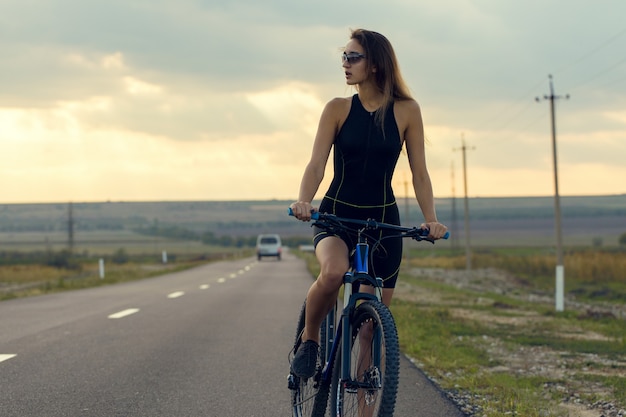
{"left": 287, "top": 208, "right": 449, "bottom": 241}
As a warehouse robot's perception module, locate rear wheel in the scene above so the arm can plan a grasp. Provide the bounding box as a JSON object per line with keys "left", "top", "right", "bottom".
{"left": 289, "top": 300, "right": 329, "bottom": 417}
{"left": 330, "top": 300, "right": 399, "bottom": 417}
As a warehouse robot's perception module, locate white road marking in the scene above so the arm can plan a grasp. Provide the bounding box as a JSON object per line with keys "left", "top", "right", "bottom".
{"left": 200, "top": 284, "right": 210, "bottom": 290}
{"left": 167, "top": 291, "right": 185, "bottom": 299}
{"left": 229, "top": 273, "right": 237, "bottom": 279}
{"left": 108, "top": 308, "right": 140, "bottom": 319}
{"left": 238, "top": 269, "right": 244, "bottom": 274}
{"left": 217, "top": 278, "right": 226, "bottom": 283}
{"left": 245, "top": 265, "right": 251, "bottom": 271}
{"left": 0, "top": 354, "right": 17, "bottom": 363}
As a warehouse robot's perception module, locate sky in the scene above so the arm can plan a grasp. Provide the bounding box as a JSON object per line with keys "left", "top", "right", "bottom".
{"left": 1, "top": 0, "right": 625, "bottom": 204}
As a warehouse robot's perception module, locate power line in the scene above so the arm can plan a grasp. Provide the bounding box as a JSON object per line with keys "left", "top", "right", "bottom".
{"left": 594, "top": 72, "right": 626, "bottom": 90}
{"left": 568, "top": 54, "right": 626, "bottom": 93}
{"left": 478, "top": 27, "right": 626, "bottom": 135}
{"left": 471, "top": 78, "right": 546, "bottom": 133}
{"left": 487, "top": 99, "right": 536, "bottom": 133}
{"left": 553, "top": 27, "right": 626, "bottom": 76}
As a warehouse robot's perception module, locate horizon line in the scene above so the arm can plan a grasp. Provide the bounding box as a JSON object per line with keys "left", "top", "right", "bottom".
{"left": 1, "top": 193, "right": 625, "bottom": 205}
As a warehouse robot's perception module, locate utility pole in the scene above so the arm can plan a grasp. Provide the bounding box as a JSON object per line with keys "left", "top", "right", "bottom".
{"left": 450, "top": 161, "right": 459, "bottom": 251}
{"left": 454, "top": 134, "right": 475, "bottom": 271}
{"left": 536, "top": 74, "right": 569, "bottom": 312}
{"left": 68, "top": 202, "right": 74, "bottom": 252}
{"left": 403, "top": 172, "right": 410, "bottom": 262}
{"left": 403, "top": 172, "right": 409, "bottom": 227}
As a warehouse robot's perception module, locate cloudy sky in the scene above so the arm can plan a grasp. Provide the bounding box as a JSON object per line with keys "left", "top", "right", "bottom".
{"left": 1, "top": 0, "right": 625, "bottom": 203}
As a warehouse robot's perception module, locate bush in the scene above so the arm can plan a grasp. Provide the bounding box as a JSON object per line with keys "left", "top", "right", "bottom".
{"left": 111, "top": 248, "right": 129, "bottom": 264}
{"left": 619, "top": 232, "right": 626, "bottom": 246}
{"left": 46, "top": 249, "right": 80, "bottom": 270}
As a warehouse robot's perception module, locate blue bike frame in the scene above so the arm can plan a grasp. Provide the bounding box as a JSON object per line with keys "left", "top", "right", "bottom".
{"left": 321, "top": 238, "right": 384, "bottom": 386}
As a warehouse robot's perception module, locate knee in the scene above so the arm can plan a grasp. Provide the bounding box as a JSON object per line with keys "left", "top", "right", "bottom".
{"left": 317, "top": 263, "right": 345, "bottom": 292}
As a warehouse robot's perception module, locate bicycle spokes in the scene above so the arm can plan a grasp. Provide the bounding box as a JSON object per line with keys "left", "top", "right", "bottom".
{"left": 331, "top": 301, "right": 399, "bottom": 417}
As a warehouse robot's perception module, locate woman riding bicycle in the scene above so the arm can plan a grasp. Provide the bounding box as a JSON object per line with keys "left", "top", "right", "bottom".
{"left": 290, "top": 28, "right": 448, "bottom": 379}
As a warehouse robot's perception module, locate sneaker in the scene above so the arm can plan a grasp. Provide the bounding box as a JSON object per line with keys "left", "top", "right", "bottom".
{"left": 291, "top": 340, "right": 319, "bottom": 378}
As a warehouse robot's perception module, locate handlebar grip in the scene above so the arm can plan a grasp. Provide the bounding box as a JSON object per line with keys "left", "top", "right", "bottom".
{"left": 287, "top": 207, "right": 320, "bottom": 220}
{"left": 417, "top": 228, "right": 450, "bottom": 240}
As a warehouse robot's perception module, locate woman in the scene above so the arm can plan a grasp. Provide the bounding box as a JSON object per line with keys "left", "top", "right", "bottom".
{"left": 290, "top": 29, "right": 448, "bottom": 379}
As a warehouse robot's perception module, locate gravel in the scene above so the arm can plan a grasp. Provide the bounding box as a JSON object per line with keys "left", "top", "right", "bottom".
{"left": 399, "top": 267, "right": 626, "bottom": 417}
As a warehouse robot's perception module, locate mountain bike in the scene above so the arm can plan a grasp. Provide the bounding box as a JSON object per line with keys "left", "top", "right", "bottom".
{"left": 287, "top": 210, "right": 448, "bottom": 417}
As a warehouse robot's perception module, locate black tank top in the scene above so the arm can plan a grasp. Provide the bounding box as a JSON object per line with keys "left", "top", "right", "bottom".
{"left": 316, "top": 94, "right": 404, "bottom": 286}
{"left": 320, "top": 94, "right": 402, "bottom": 217}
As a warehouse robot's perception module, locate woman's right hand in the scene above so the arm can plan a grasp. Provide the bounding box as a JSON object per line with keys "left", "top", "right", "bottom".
{"left": 290, "top": 201, "right": 316, "bottom": 221}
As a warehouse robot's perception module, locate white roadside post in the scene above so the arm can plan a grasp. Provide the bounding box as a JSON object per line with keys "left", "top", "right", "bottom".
{"left": 162, "top": 250, "right": 168, "bottom": 264}
{"left": 99, "top": 258, "right": 105, "bottom": 279}
{"left": 556, "top": 265, "right": 565, "bottom": 312}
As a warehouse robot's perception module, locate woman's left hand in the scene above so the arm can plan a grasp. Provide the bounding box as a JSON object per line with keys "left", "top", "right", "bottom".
{"left": 421, "top": 221, "right": 448, "bottom": 240}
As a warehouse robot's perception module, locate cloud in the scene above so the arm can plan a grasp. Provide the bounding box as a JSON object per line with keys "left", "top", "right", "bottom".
{"left": 123, "top": 76, "right": 162, "bottom": 96}
{"left": 604, "top": 110, "right": 626, "bottom": 125}
{"left": 0, "top": 105, "right": 309, "bottom": 202}
{"left": 247, "top": 82, "right": 324, "bottom": 132}
{"left": 0, "top": 0, "right": 625, "bottom": 202}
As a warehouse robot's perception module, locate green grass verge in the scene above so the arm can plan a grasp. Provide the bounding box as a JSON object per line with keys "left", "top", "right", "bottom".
{"left": 296, "top": 249, "right": 625, "bottom": 415}
{"left": 0, "top": 249, "right": 251, "bottom": 301}
{"left": 391, "top": 298, "right": 573, "bottom": 416}
{"left": 391, "top": 276, "right": 625, "bottom": 415}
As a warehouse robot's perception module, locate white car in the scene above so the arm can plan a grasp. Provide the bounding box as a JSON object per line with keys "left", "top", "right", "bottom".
{"left": 256, "top": 234, "right": 282, "bottom": 261}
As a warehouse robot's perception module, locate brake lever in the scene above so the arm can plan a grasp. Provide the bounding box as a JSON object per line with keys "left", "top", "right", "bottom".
{"left": 412, "top": 234, "right": 436, "bottom": 244}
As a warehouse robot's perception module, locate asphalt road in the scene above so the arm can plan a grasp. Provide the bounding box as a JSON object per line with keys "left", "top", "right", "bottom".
{"left": 0, "top": 251, "right": 464, "bottom": 417}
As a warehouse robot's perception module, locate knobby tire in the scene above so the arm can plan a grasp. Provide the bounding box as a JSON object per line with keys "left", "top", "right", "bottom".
{"left": 330, "top": 300, "right": 400, "bottom": 417}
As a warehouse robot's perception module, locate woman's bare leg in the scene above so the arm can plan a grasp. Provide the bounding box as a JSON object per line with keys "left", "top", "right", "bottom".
{"left": 302, "top": 236, "right": 349, "bottom": 343}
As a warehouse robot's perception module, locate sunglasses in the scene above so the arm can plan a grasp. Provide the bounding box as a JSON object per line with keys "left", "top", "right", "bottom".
{"left": 342, "top": 52, "right": 366, "bottom": 64}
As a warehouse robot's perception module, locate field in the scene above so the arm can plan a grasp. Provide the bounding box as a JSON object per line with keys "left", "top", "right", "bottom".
{"left": 1, "top": 195, "right": 625, "bottom": 253}
{"left": 298, "top": 246, "right": 626, "bottom": 417}
{"left": 1, "top": 196, "right": 625, "bottom": 415}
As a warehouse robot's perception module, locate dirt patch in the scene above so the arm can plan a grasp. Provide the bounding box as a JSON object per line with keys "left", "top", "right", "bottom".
{"left": 396, "top": 267, "right": 626, "bottom": 417}
{"left": 407, "top": 267, "right": 626, "bottom": 319}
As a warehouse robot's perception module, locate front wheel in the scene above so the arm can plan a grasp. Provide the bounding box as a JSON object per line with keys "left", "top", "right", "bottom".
{"left": 330, "top": 300, "right": 399, "bottom": 417}
{"left": 289, "top": 300, "right": 329, "bottom": 417}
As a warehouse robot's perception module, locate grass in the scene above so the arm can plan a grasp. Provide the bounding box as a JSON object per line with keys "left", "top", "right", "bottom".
{"left": 297, "top": 248, "right": 626, "bottom": 416}
{"left": 3, "top": 244, "right": 624, "bottom": 415}
{"left": 0, "top": 262, "right": 193, "bottom": 301}
{"left": 395, "top": 263, "right": 625, "bottom": 415}
{"left": 392, "top": 303, "right": 491, "bottom": 370}
{"left": 0, "top": 248, "right": 251, "bottom": 301}
{"left": 391, "top": 295, "right": 624, "bottom": 416}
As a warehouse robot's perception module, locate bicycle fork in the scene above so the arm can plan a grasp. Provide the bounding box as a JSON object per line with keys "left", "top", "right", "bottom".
{"left": 340, "top": 279, "right": 384, "bottom": 394}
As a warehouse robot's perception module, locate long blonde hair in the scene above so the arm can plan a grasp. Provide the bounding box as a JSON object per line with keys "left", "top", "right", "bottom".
{"left": 350, "top": 29, "right": 413, "bottom": 126}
